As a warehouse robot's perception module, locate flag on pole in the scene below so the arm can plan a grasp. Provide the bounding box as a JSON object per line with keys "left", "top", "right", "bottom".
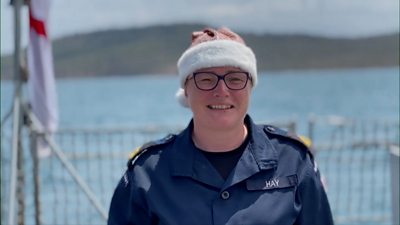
{"left": 27, "top": 0, "right": 58, "bottom": 158}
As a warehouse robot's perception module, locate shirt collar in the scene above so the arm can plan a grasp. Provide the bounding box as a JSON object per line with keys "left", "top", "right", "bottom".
{"left": 245, "top": 115, "right": 278, "bottom": 170}
{"left": 170, "top": 120, "right": 225, "bottom": 188}
{"left": 169, "top": 115, "right": 278, "bottom": 188}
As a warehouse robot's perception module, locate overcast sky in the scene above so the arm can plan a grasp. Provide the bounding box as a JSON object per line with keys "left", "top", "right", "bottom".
{"left": 1, "top": 0, "right": 399, "bottom": 55}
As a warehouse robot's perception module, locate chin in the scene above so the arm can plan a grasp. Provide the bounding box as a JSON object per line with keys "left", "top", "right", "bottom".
{"left": 207, "top": 114, "right": 241, "bottom": 129}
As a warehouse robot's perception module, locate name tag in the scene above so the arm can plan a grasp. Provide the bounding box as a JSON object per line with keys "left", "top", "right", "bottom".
{"left": 246, "top": 175, "right": 298, "bottom": 191}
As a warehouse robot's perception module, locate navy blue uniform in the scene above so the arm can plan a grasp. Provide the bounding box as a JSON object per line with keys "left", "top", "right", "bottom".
{"left": 108, "top": 115, "right": 334, "bottom": 225}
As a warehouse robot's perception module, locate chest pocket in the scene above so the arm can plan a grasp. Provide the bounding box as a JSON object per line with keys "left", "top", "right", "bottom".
{"left": 246, "top": 174, "right": 298, "bottom": 191}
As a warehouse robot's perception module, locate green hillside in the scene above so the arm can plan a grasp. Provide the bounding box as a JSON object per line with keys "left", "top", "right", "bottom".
{"left": 1, "top": 24, "right": 399, "bottom": 79}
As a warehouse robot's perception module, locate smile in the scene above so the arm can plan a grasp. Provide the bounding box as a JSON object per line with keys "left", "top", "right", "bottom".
{"left": 207, "top": 105, "right": 234, "bottom": 110}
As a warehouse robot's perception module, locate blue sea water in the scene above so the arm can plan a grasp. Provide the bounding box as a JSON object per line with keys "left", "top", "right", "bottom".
{"left": 1, "top": 67, "right": 399, "bottom": 134}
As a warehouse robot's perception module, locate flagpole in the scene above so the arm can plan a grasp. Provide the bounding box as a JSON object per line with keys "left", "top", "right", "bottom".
{"left": 8, "top": 0, "right": 24, "bottom": 224}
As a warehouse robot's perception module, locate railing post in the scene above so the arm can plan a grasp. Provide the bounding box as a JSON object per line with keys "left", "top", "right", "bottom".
{"left": 16, "top": 131, "right": 25, "bottom": 225}
{"left": 308, "top": 116, "right": 315, "bottom": 142}
{"left": 390, "top": 145, "right": 399, "bottom": 225}
{"left": 288, "top": 121, "right": 297, "bottom": 134}
{"left": 29, "top": 130, "right": 42, "bottom": 225}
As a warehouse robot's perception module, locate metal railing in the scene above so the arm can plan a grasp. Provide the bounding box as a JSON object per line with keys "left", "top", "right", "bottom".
{"left": 308, "top": 116, "right": 399, "bottom": 225}
{"left": 1, "top": 116, "right": 399, "bottom": 225}
{"left": 390, "top": 145, "right": 399, "bottom": 225}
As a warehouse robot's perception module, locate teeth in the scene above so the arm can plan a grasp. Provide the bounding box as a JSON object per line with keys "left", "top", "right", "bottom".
{"left": 208, "top": 105, "right": 233, "bottom": 110}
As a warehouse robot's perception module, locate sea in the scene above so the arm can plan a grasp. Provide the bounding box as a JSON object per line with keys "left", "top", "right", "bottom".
{"left": 1, "top": 67, "right": 399, "bottom": 225}
{"left": 1, "top": 67, "right": 399, "bottom": 134}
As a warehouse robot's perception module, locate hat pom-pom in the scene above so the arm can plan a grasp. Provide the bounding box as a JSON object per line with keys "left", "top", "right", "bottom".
{"left": 175, "top": 88, "right": 189, "bottom": 108}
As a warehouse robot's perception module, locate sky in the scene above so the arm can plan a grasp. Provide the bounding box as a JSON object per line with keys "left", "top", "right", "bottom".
{"left": 1, "top": 0, "right": 399, "bottom": 55}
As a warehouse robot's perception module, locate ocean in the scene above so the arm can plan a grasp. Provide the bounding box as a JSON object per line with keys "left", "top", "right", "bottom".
{"left": 1, "top": 67, "right": 399, "bottom": 133}
{"left": 1, "top": 67, "right": 399, "bottom": 225}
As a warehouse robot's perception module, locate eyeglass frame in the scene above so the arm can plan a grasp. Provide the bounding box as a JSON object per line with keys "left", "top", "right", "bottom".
{"left": 186, "top": 71, "right": 252, "bottom": 91}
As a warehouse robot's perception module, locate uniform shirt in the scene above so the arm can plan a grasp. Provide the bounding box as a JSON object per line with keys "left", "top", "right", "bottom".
{"left": 199, "top": 135, "right": 249, "bottom": 180}
{"left": 108, "top": 115, "right": 334, "bottom": 225}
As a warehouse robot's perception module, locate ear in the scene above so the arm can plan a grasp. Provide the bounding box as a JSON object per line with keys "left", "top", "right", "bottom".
{"left": 183, "top": 81, "right": 190, "bottom": 97}
{"left": 185, "top": 88, "right": 192, "bottom": 108}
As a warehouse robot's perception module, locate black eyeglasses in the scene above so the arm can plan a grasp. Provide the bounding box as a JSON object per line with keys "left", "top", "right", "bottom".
{"left": 188, "top": 71, "right": 251, "bottom": 91}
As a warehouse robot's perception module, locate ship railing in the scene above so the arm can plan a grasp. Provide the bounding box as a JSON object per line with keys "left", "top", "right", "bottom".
{"left": 1, "top": 115, "right": 399, "bottom": 225}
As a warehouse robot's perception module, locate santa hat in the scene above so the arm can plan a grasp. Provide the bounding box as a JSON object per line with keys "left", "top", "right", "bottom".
{"left": 176, "top": 27, "right": 257, "bottom": 107}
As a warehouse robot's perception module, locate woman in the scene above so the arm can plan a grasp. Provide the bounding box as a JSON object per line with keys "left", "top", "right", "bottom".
{"left": 108, "top": 27, "right": 334, "bottom": 225}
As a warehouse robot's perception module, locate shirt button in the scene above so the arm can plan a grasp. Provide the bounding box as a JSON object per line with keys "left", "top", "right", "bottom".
{"left": 221, "top": 191, "right": 230, "bottom": 200}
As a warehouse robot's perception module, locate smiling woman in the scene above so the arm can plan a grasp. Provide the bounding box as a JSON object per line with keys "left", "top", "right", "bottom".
{"left": 107, "top": 27, "right": 334, "bottom": 225}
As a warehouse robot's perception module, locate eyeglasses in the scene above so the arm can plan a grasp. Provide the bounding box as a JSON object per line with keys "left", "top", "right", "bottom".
{"left": 188, "top": 71, "right": 251, "bottom": 91}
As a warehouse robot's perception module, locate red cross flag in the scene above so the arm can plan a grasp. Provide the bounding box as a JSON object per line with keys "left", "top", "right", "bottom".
{"left": 27, "top": 0, "right": 58, "bottom": 158}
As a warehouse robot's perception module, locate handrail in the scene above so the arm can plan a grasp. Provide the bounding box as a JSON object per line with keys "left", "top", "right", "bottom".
{"left": 26, "top": 109, "right": 109, "bottom": 221}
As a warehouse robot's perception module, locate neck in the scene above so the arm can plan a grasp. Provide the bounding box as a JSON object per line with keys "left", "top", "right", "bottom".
{"left": 192, "top": 121, "right": 248, "bottom": 152}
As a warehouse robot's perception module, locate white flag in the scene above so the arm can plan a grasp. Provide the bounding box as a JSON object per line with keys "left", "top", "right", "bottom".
{"left": 27, "top": 0, "right": 58, "bottom": 158}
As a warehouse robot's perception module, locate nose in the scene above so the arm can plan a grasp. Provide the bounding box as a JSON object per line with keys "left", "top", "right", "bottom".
{"left": 213, "top": 79, "right": 230, "bottom": 97}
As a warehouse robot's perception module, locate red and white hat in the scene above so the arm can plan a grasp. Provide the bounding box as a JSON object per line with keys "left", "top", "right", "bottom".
{"left": 176, "top": 27, "right": 257, "bottom": 107}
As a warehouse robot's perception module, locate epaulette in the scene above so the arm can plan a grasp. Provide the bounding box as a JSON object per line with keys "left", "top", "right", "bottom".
{"left": 263, "top": 125, "right": 319, "bottom": 172}
{"left": 127, "top": 133, "right": 176, "bottom": 169}
{"left": 263, "top": 125, "right": 313, "bottom": 155}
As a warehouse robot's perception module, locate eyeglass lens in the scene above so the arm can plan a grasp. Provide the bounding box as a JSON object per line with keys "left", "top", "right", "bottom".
{"left": 193, "top": 72, "right": 249, "bottom": 90}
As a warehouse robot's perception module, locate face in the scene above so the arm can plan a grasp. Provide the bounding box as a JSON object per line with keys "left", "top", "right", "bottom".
{"left": 184, "top": 66, "right": 253, "bottom": 131}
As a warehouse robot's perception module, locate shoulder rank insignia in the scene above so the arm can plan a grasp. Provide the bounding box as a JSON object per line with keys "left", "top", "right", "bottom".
{"left": 127, "top": 133, "right": 176, "bottom": 169}
{"left": 263, "top": 125, "right": 314, "bottom": 154}
{"left": 264, "top": 125, "right": 319, "bottom": 172}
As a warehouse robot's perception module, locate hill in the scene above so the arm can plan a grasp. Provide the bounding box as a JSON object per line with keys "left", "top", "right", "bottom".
{"left": 1, "top": 24, "right": 399, "bottom": 79}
